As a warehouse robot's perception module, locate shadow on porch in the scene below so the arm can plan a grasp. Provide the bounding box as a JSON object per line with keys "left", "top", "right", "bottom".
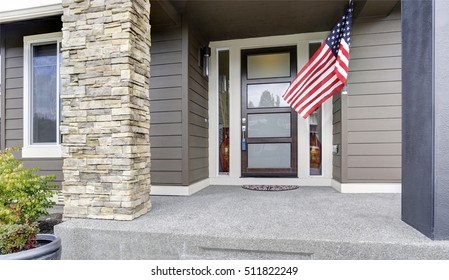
{"left": 55, "top": 186, "right": 449, "bottom": 259}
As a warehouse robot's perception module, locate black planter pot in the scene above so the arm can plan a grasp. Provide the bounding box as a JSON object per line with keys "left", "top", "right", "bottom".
{"left": 0, "top": 234, "right": 61, "bottom": 260}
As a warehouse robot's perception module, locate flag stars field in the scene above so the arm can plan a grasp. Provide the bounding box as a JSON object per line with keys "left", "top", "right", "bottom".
{"left": 282, "top": 0, "right": 353, "bottom": 119}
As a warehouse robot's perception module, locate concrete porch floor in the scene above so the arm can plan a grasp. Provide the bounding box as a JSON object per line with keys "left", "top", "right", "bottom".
{"left": 55, "top": 186, "right": 449, "bottom": 259}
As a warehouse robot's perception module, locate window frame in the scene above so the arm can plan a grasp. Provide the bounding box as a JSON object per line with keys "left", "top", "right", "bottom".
{"left": 23, "top": 32, "right": 62, "bottom": 158}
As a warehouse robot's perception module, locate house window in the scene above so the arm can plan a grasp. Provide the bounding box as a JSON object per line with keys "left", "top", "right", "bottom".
{"left": 23, "top": 32, "right": 62, "bottom": 158}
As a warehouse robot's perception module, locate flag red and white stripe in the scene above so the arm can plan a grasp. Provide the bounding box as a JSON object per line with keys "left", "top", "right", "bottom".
{"left": 283, "top": 1, "right": 353, "bottom": 119}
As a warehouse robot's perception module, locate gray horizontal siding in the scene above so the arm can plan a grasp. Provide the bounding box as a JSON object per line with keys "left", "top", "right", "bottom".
{"left": 352, "top": 17, "right": 401, "bottom": 35}
{"left": 347, "top": 106, "right": 401, "bottom": 119}
{"left": 152, "top": 172, "right": 182, "bottom": 184}
{"left": 347, "top": 156, "right": 401, "bottom": 168}
{"left": 187, "top": 25, "right": 208, "bottom": 184}
{"left": 348, "top": 81, "right": 401, "bottom": 95}
{"left": 342, "top": 4, "right": 402, "bottom": 183}
{"left": 332, "top": 94, "right": 342, "bottom": 181}
{"left": 348, "top": 143, "right": 402, "bottom": 156}
{"left": 349, "top": 57, "right": 401, "bottom": 71}
{"left": 348, "top": 131, "right": 401, "bottom": 143}
{"left": 151, "top": 136, "right": 182, "bottom": 148}
{"left": 1, "top": 17, "right": 63, "bottom": 188}
{"left": 347, "top": 168, "right": 401, "bottom": 180}
{"left": 348, "top": 94, "right": 401, "bottom": 107}
{"left": 347, "top": 119, "right": 401, "bottom": 132}
{"left": 150, "top": 27, "right": 184, "bottom": 185}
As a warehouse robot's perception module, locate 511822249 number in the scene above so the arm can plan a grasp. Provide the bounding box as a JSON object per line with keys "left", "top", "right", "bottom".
{"left": 244, "top": 267, "right": 299, "bottom": 276}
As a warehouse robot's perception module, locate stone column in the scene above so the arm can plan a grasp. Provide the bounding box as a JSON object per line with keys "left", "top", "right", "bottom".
{"left": 60, "top": 0, "right": 151, "bottom": 220}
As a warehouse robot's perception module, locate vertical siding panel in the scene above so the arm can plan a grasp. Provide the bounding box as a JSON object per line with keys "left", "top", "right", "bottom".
{"left": 342, "top": 5, "right": 402, "bottom": 183}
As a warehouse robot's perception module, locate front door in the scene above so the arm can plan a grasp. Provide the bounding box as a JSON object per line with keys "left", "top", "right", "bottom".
{"left": 241, "top": 47, "right": 297, "bottom": 177}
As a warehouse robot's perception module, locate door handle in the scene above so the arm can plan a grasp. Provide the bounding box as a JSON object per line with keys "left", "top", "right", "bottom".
{"left": 241, "top": 126, "right": 247, "bottom": 151}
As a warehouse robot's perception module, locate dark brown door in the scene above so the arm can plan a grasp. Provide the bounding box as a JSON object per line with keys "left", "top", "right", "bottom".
{"left": 241, "top": 46, "right": 297, "bottom": 177}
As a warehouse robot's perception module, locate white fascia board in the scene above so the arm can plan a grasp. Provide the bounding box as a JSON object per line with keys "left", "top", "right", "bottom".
{"left": 0, "top": 3, "right": 63, "bottom": 23}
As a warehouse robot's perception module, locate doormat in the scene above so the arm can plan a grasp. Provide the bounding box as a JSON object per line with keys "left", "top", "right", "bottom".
{"left": 242, "top": 185, "right": 299, "bottom": 191}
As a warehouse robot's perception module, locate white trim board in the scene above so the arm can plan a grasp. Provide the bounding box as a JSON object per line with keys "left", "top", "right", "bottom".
{"left": 0, "top": 4, "right": 62, "bottom": 23}
{"left": 331, "top": 179, "right": 401, "bottom": 194}
{"left": 151, "top": 179, "right": 210, "bottom": 196}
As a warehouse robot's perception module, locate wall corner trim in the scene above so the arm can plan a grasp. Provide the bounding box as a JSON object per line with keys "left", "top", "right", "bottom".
{"left": 332, "top": 179, "right": 401, "bottom": 193}
{"left": 151, "top": 179, "right": 210, "bottom": 196}
{"left": 331, "top": 179, "right": 342, "bottom": 192}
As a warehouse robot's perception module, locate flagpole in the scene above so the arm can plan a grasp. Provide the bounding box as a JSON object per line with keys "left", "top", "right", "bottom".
{"left": 342, "top": 0, "right": 352, "bottom": 95}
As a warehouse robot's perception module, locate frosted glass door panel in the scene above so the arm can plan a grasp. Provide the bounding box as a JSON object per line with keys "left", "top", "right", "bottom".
{"left": 248, "top": 144, "right": 291, "bottom": 168}
{"left": 247, "top": 83, "right": 290, "bottom": 108}
{"left": 247, "top": 53, "right": 290, "bottom": 79}
{"left": 248, "top": 113, "right": 290, "bottom": 138}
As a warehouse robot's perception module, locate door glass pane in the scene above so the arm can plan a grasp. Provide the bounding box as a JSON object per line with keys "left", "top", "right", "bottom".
{"left": 218, "top": 50, "right": 230, "bottom": 174}
{"left": 309, "top": 108, "right": 322, "bottom": 175}
{"left": 309, "top": 42, "right": 322, "bottom": 57}
{"left": 32, "top": 43, "right": 57, "bottom": 144}
{"left": 309, "top": 42, "right": 323, "bottom": 175}
{"left": 248, "top": 144, "right": 291, "bottom": 168}
{"left": 247, "top": 83, "right": 290, "bottom": 108}
{"left": 248, "top": 113, "right": 290, "bottom": 138}
{"left": 247, "top": 53, "right": 290, "bottom": 79}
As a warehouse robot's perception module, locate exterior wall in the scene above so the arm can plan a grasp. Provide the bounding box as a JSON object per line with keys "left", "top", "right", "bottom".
{"left": 0, "top": 17, "right": 63, "bottom": 188}
{"left": 333, "top": 4, "right": 402, "bottom": 183}
{"left": 150, "top": 27, "right": 184, "bottom": 185}
{"left": 187, "top": 23, "right": 209, "bottom": 185}
{"left": 332, "top": 93, "right": 342, "bottom": 182}
{"left": 0, "top": 5, "right": 399, "bottom": 190}
{"left": 0, "top": 17, "right": 207, "bottom": 189}
{"left": 150, "top": 19, "right": 209, "bottom": 187}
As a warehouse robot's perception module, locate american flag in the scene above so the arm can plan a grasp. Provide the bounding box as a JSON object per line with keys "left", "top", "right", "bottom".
{"left": 282, "top": 1, "right": 353, "bottom": 119}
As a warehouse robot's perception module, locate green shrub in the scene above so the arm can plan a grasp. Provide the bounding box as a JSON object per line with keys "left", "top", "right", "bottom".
{"left": 0, "top": 147, "right": 56, "bottom": 255}
{"left": 0, "top": 224, "right": 38, "bottom": 254}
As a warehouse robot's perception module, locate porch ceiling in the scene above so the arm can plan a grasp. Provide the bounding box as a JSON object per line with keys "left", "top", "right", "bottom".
{"left": 159, "top": 0, "right": 399, "bottom": 41}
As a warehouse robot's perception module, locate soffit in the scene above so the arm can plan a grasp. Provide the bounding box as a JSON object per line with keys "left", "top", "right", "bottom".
{"left": 151, "top": 0, "right": 181, "bottom": 28}
{"left": 155, "top": 0, "right": 399, "bottom": 41}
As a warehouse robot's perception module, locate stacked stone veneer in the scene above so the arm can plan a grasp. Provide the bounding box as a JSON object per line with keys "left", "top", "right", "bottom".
{"left": 60, "top": 0, "right": 151, "bottom": 220}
